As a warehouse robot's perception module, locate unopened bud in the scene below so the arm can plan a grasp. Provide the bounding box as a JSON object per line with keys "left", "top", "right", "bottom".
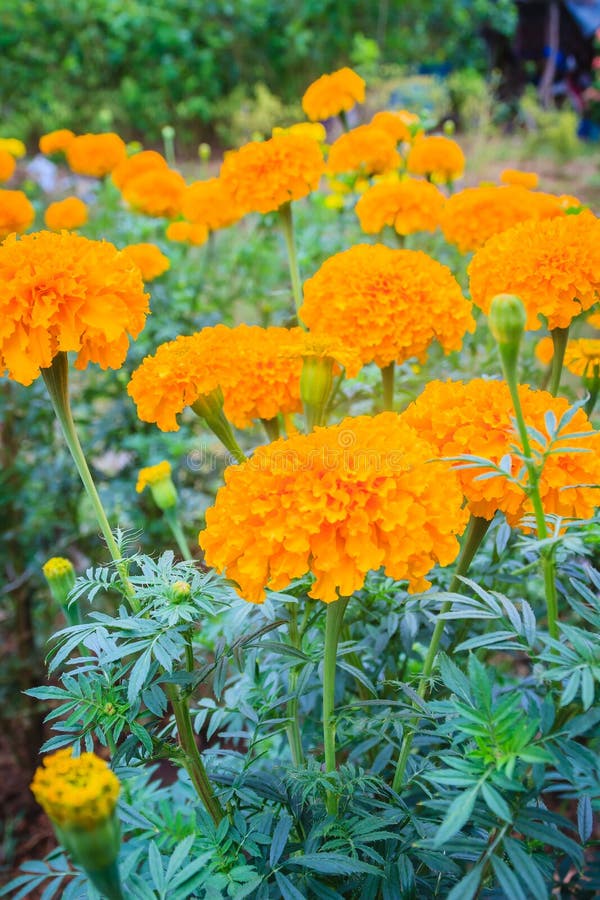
{"left": 43, "top": 557, "right": 76, "bottom": 607}
{"left": 170, "top": 580, "right": 191, "bottom": 603}
{"left": 489, "top": 294, "right": 526, "bottom": 348}
{"left": 198, "top": 142, "right": 211, "bottom": 161}
{"left": 136, "top": 461, "right": 178, "bottom": 511}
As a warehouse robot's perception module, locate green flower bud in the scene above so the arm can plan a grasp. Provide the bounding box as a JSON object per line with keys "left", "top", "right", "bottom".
{"left": 198, "top": 142, "right": 211, "bottom": 161}
{"left": 43, "top": 557, "right": 76, "bottom": 607}
{"left": 170, "top": 580, "right": 192, "bottom": 603}
{"left": 489, "top": 293, "right": 527, "bottom": 348}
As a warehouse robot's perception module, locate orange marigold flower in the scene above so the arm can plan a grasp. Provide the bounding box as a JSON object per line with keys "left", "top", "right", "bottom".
{"left": 300, "top": 244, "right": 474, "bottom": 370}
{"left": 111, "top": 150, "right": 169, "bottom": 190}
{"left": 588, "top": 312, "right": 600, "bottom": 329}
{"left": 563, "top": 339, "right": 600, "bottom": 378}
{"left": 0, "top": 150, "right": 16, "bottom": 183}
{"left": 181, "top": 178, "right": 243, "bottom": 230}
{"left": 0, "top": 190, "right": 35, "bottom": 240}
{"left": 500, "top": 168, "right": 539, "bottom": 189}
{"left": 44, "top": 197, "right": 88, "bottom": 231}
{"left": 121, "top": 168, "right": 186, "bottom": 218}
{"left": 121, "top": 242, "right": 170, "bottom": 281}
{"left": 31, "top": 748, "right": 120, "bottom": 830}
{"left": 0, "top": 231, "right": 149, "bottom": 386}
{"left": 165, "top": 220, "right": 209, "bottom": 245}
{"left": 468, "top": 212, "right": 600, "bottom": 330}
{"left": 66, "top": 133, "right": 127, "bottom": 177}
{"left": 39, "top": 129, "right": 76, "bottom": 156}
{"left": 355, "top": 178, "right": 445, "bottom": 236}
{"left": 200, "top": 414, "right": 468, "bottom": 603}
{"left": 535, "top": 336, "right": 554, "bottom": 366}
{"left": 440, "top": 185, "right": 563, "bottom": 253}
{"left": 301, "top": 67, "right": 365, "bottom": 121}
{"left": 406, "top": 135, "right": 465, "bottom": 184}
{"left": 220, "top": 134, "right": 324, "bottom": 215}
{"left": 327, "top": 125, "right": 401, "bottom": 177}
{"left": 401, "top": 378, "right": 600, "bottom": 525}
{"left": 272, "top": 122, "right": 327, "bottom": 143}
{"left": 558, "top": 194, "right": 583, "bottom": 211}
{"left": 370, "top": 110, "right": 421, "bottom": 143}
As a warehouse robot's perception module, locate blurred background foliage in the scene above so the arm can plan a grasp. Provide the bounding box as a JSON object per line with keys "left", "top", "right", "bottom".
{"left": 0, "top": 0, "right": 516, "bottom": 148}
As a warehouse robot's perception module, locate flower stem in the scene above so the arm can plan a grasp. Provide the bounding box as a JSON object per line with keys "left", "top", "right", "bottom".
{"left": 380, "top": 361, "right": 395, "bottom": 411}
{"left": 41, "top": 353, "right": 137, "bottom": 611}
{"left": 279, "top": 202, "right": 304, "bottom": 322}
{"left": 391, "top": 515, "right": 490, "bottom": 792}
{"left": 261, "top": 416, "right": 280, "bottom": 442}
{"left": 323, "top": 596, "right": 350, "bottom": 815}
{"left": 549, "top": 326, "right": 569, "bottom": 396}
{"left": 286, "top": 603, "right": 305, "bottom": 767}
{"left": 163, "top": 507, "right": 193, "bottom": 560}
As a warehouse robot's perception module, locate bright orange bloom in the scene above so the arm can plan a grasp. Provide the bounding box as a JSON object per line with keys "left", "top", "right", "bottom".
{"left": 469, "top": 212, "right": 600, "bottom": 330}
{"left": 111, "top": 150, "right": 169, "bottom": 190}
{"left": 0, "top": 150, "right": 16, "bottom": 183}
{"left": 588, "top": 312, "right": 600, "bottom": 329}
{"left": 301, "top": 67, "right": 365, "bottom": 121}
{"left": 220, "top": 134, "right": 324, "bottom": 215}
{"left": 500, "top": 169, "right": 539, "bottom": 190}
{"left": 534, "top": 336, "right": 554, "bottom": 367}
{"left": 0, "top": 190, "right": 35, "bottom": 240}
{"left": 401, "top": 378, "right": 600, "bottom": 525}
{"left": 327, "top": 125, "right": 401, "bottom": 177}
{"left": 563, "top": 339, "right": 600, "bottom": 378}
{"left": 200, "top": 414, "right": 468, "bottom": 603}
{"left": 181, "top": 178, "right": 243, "bottom": 230}
{"left": 121, "top": 242, "right": 170, "bottom": 281}
{"left": 44, "top": 197, "right": 88, "bottom": 231}
{"left": 66, "top": 133, "right": 127, "bottom": 177}
{"left": 39, "top": 129, "right": 76, "bottom": 156}
{"left": 165, "top": 221, "right": 209, "bottom": 245}
{"left": 440, "top": 185, "right": 563, "bottom": 253}
{"left": 0, "top": 231, "right": 149, "bottom": 385}
{"left": 370, "top": 110, "right": 421, "bottom": 143}
{"left": 300, "top": 244, "right": 474, "bottom": 369}
{"left": 355, "top": 178, "right": 445, "bottom": 235}
{"left": 272, "top": 122, "right": 327, "bottom": 143}
{"left": 121, "top": 168, "right": 186, "bottom": 218}
{"left": 406, "top": 135, "right": 465, "bottom": 184}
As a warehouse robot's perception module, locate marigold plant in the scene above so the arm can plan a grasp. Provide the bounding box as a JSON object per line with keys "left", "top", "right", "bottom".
{"left": 0, "top": 149, "right": 16, "bottom": 182}
{"left": 0, "top": 231, "right": 149, "bottom": 385}
{"left": 0, "top": 189, "right": 35, "bottom": 240}
{"left": 300, "top": 244, "right": 474, "bottom": 370}
{"left": 355, "top": 178, "right": 445, "bottom": 235}
{"left": 181, "top": 177, "right": 243, "bottom": 231}
{"left": 327, "top": 125, "right": 401, "bottom": 177}
{"left": 401, "top": 378, "right": 600, "bottom": 525}
{"left": 301, "top": 67, "right": 365, "bottom": 121}
{"left": 43, "top": 197, "right": 88, "bottom": 231}
{"left": 406, "top": 135, "right": 465, "bottom": 183}
{"left": 30, "top": 748, "right": 120, "bottom": 830}
{"left": 468, "top": 212, "right": 600, "bottom": 329}
{"left": 200, "top": 414, "right": 468, "bottom": 603}
{"left": 66, "top": 132, "right": 127, "bottom": 177}
{"left": 121, "top": 168, "right": 186, "bottom": 218}
{"left": 39, "top": 129, "right": 76, "bottom": 156}
{"left": 121, "top": 242, "right": 170, "bottom": 281}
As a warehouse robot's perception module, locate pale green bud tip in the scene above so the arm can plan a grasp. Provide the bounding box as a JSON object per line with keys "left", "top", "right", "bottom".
{"left": 443, "top": 119, "right": 455, "bottom": 135}
{"left": 170, "top": 580, "right": 191, "bottom": 603}
{"left": 198, "top": 142, "right": 211, "bottom": 160}
{"left": 489, "top": 293, "right": 527, "bottom": 347}
{"left": 161, "top": 125, "right": 175, "bottom": 139}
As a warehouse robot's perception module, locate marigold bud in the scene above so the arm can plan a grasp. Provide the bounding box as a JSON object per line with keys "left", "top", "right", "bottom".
{"left": 170, "top": 580, "right": 191, "bottom": 603}
{"left": 43, "top": 557, "right": 76, "bottom": 607}
{"left": 198, "top": 142, "right": 211, "bottom": 161}
{"left": 489, "top": 293, "right": 527, "bottom": 348}
{"left": 136, "top": 460, "right": 178, "bottom": 510}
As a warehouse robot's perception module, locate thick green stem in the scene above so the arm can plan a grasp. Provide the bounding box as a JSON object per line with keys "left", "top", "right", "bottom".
{"left": 84, "top": 861, "right": 125, "bottom": 900}
{"left": 323, "top": 596, "right": 350, "bottom": 815}
{"left": 41, "top": 354, "right": 137, "bottom": 610}
{"left": 549, "top": 326, "right": 569, "bottom": 397}
{"left": 163, "top": 507, "right": 193, "bottom": 560}
{"left": 584, "top": 368, "right": 600, "bottom": 417}
{"left": 391, "top": 515, "right": 490, "bottom": 792}
{"left": 286, "top": 603, "right": 305, "bottom": 767}
{"left": 191, "top": 397, "right": 246, "bottom": 464}
{"left": 380, "top": 361, "right": 395, "bottom": 412}
{"left": 279, "top": 202, "right": 304, "bottom": 322}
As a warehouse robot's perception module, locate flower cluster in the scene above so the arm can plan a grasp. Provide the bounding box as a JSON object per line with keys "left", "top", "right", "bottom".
{"left": 301, "top": 67, "right": 365, "bottom": 121}
{"left": 44, "top": 197, "right": 88, "bottom": 231}
{"left": 300, "top": 244, "right": 474, "bottom": 369}
{"left": 30, "top": 748, "right": 120, "bottom": 830}
{"left": 66, "top": 133, "right": 127, "bottom": 177}
{"left": 355, "top": 178, "right": 445, "bottom": 235}
{"left": 0, "top": 189, "right": 35, "bottom": 239}
{"left": 327, "top": 125, "right": 401, "bottom": 177}
{"left": 401, "top": 378, "right": 600, "bottom": 525}
{"left": 121, "top": 168, "right": 186, "bottom": 218}
{"left": 200, "top": 414, "right": 468, "bottom": 603}
{"left": 406, "top": 135, "right": 465, "bottom": 183}
{"left": 468, "top": 212, "right": 600, "bottom": 329}
{"left": 181, "top": 177, "right": 243, "bottom": 231}
{"left": 121, "top": 242, "right": 170, "bottom": 281}
{"left": 0, "top": 231, "right": 149, "bottom": 385}
{"left": 220, "top": 134, "right": 324, "bottom": 215}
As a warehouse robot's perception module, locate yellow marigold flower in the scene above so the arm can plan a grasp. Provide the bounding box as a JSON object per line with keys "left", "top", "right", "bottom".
{"left": 300, "top": 244, "right": 474, "bottom": 370}
{"left": 469, "top": 212, "right": 600, "bottom": 330}
{"left": 43, "top": 557, "right": 76, "bottom": 607}
{"left": 0, "top": 189, "right": 35, "bottom": 240}
{"left": 121, "top": 242, "right": 170, "bottom": 281}
{"left": 500, "top": 168, "right": 539, "bottom": 189}
{"left": 535, "top": 336, "right": 554, "bottom": 366}
{"left": 39, "top": 129, "right": 76, "bottom": 156}
{"left": 220, "top": 134, "right": 324, "bottom": 215}
{"left": 165, "top": 220, "right": 209, "bottom": 245}
{"left": 43, "top": 557, "right": 74, "bottom": 580}
{"left": 0, "top": 231, "right": 149, "bottom": 386}
{"left": 327, "top": 125, "right": 401, "bottom": 177}
{"left": 43, "top": 197, "right": 88, "bottom": 231}
{"left": 588, "top": 312, "right": 600, "bottom": 330}
{"left": 564, "top": 339, "right": 600, "bottom": 378}
{"left": 324, "top": 193, "right": 346, "bottom": 210}
{"left": 66, "top": 133, "right": 127, "bottom": 178}
{"left": 136, "top": 460, "right": 172, "bottom": 492}
{"left": 301, "top": 67, "right": 365, "bottom": 121}
{"left": 0, "top": 138, "right": 26, "bottom": 158}
{"left": 401, "top": 378, "right": 600, "bottom": 525}
{"left": 200, "top": 414, "right": 468, "bottom": 603}
{"left": 355, "top": 178, "right": 445, "bottom": 236}
{"left": 0, "top": 150, "right": 16, "bottom": 182}
{"left": 181, "top": 177, "right": 243, "bottom": 231}
{"left": 273, "top": 122, "right": 327, "bottom": 143}
{"left": 111, "top": 149, "right": 169, "bottom": 190}
{"left": 370, "top": 110, "right": 420, "bottom": 143}
{"left": 30, "top": 748, "right": 120, "bottom": 830}
{"left": 121, "top": 168, "right": 186, "bottom": 218}
{"left": 440, "top": 185, "right": 563, "bottom": 253}
{"left": 406, "top": 135, "right": 465, "bottom": 184}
